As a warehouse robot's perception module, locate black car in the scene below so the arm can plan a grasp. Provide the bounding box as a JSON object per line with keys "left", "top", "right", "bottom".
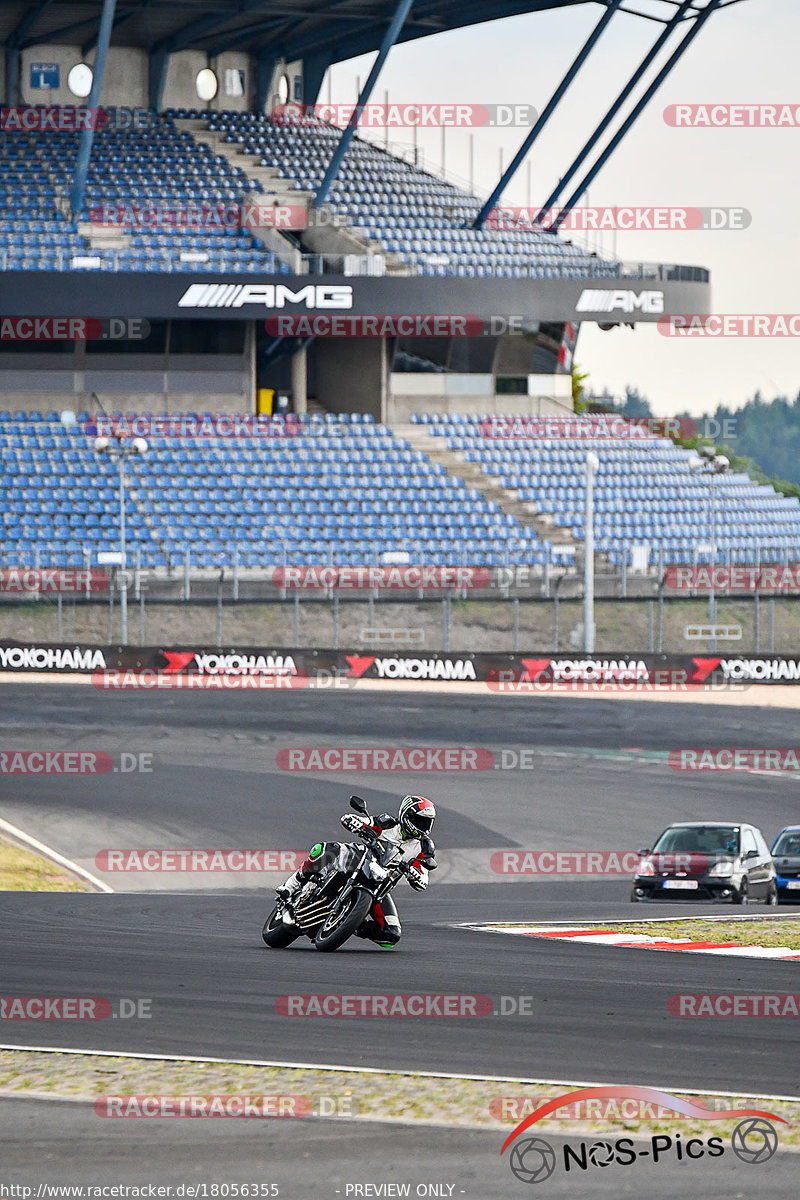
{"left": 771, "top": 826, "right": 800, "bottom": 903}
{"left": 631, "top": 822, "right": 777, "bottom": 905}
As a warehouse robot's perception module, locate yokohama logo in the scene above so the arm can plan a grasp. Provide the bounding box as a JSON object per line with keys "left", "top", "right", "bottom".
{"left": 576, "top": 289, "right": 665, "bottom": 314}
{"left": 345, "top": 655, "right": 477, "bottom": 680}
{"left": 177, "top": 284, "right": 354, "bottom": 309}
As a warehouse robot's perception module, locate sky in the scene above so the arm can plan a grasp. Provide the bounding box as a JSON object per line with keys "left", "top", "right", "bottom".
{"left": 327, "top": 0, "right": 797, "bottom": 418}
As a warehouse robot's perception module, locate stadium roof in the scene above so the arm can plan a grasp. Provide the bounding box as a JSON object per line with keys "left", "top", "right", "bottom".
{"left": 1, "top": 0, "right": 739, "bottom": 62}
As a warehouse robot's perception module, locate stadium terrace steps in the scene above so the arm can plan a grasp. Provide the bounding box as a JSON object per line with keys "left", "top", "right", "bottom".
{"left": 399, "top": 424, "right": 580, "bottom": 552}
{"left": 180, "top": 117, "right": 408, "bottom": 273}
{"left": 408, "top": 413, "right": 800, "bottom": 567}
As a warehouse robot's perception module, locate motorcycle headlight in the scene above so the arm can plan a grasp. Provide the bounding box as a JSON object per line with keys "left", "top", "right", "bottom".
{"left": 708, "top": 861, "right": 734, "bottom": 878}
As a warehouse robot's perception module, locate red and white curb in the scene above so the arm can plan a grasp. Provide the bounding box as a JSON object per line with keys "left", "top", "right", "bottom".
{"left": 463, "top": 924, "right": 800, "bottom": 961}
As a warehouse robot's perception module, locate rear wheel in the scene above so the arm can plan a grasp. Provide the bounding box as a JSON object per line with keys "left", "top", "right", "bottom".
{"left": 765, "top": 881, "right": 779, "bottom": 907}
{"left": 262, "top": 905, "right": 300, "bottom": 948}
{"left": 731, "top": 879, "right": 749, "bottom": 906}
{"left": 314, "top": 888, "right": 373, "bottom": 952}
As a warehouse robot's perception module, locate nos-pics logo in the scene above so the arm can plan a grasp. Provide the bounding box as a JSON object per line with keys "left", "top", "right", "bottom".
{"left": 502, "top": 1087, "right": 783, "bottom": 1184}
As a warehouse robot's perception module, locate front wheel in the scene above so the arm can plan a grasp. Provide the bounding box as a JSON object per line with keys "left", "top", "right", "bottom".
{"left": 262, "top": 905, "right": 300, "bottom": 948}
{"left": 314, "top": 888, "right": 373, "bottom": 952}
{"left": 731, "top": 879, "right": 749, "bottom": 906}
{"left": 765, "top": 881, "right": 778, "bottom": 907}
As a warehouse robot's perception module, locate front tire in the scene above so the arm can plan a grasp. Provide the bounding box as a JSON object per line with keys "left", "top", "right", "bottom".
{"left": 314, "top": 888, "right": 373, "bottom": 952}
{"left": 765, "top": 881, "right": 778, "bottom": 907}
{"left": 262, "top": 905, "right": 300, "bottom": 948}
{"left": 731, "top": 879, "right": 749, "bottom": 906}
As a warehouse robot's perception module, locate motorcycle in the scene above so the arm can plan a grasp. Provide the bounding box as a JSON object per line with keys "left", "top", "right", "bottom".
{"left": 261, "top": 794, "right": 437, "bottom": 952}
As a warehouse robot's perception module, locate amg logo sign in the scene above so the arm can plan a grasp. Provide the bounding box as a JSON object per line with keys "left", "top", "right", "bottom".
{"left": 576, "top": 289, "right": 665, "bottom": 314}
{"left": 177, "top": 284, "right": 354, "bottom": 309}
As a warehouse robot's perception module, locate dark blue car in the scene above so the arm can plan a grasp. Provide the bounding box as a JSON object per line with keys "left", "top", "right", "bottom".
{"left": 771, "top": 826, "right": 800, "bottom": 903}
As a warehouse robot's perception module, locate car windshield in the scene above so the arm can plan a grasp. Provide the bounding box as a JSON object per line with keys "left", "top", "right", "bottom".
{"left": 773, "top": 832, "right": 800, "bottom": 856}
{"left": 651, "top": 825, "right": 739, "bottom": 856}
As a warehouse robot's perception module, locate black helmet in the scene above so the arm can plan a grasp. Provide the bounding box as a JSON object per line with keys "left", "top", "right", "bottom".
{"left": 399, "top": 795, "right": 436, "bottom": 838}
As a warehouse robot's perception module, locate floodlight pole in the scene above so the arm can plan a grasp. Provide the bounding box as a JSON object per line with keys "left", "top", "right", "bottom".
{"left": 312, "top": 0, "right": 415, "bottom": 210}
{"left": 584, "top": 451, "right": 599, "bottom": 653}
{"left": 69, "top": 0, "right": 118, "bottom": 216}
{"left": 118, "top": 449, "right": 128, "bottom": 645}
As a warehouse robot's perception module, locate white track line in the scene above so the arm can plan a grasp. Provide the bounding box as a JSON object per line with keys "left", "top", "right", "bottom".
{"left": 0, "top": 1044, "right": 798, "bottom": 1102}
{"left": 0, "top": 816, "right": 113, "bottom": 893}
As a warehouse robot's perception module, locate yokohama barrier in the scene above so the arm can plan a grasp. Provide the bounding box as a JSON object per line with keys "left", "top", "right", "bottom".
{"left": 2, "top": 642, "right": 800, "bottom": 685}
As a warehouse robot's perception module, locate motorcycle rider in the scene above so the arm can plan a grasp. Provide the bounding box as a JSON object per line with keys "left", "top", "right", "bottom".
{"left": 276, "top": 795, "right": 437, "bottom": 947}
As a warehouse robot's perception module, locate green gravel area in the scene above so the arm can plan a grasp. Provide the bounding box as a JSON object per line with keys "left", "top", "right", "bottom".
{"left": 610, "top": 919, "right": 800, "bottom": 949}
{"left": 0, "top": 1051, "right": 798, "bottom": 1143}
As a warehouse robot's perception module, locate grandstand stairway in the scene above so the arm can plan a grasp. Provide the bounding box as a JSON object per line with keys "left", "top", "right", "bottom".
{"left": 175, "top": 117, "right": 407, "bottom": 274}
{"left": 396, "top": 422, "right": 582, "bottom": 554}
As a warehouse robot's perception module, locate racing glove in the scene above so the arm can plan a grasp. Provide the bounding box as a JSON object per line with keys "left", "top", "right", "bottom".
{"left": 407, "top": 865, "right": 427, "bottom": 891}
{"left": 341, "top": 813, "right": 369, "bottom": 834}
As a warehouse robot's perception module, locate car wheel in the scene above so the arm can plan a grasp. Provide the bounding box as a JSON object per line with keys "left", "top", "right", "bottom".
{"left": 765, "top": 881, "right": 778, "bottom": 907}
{"left": 731, "top": 879, "right": 749, "bottom": 905}
{"left": 630, "top": 888, "right": 640, "bottom": 903}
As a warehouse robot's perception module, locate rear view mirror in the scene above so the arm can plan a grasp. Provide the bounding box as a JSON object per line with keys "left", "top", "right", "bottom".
{"left": 638, "top": 848, "right": 650, "bottom": 856}
{"left": 421, "top": 854, "right": 438, "bottom": 870}
{"left": 743, "top": 848, "right": 758, "bottom": 860}
{"left": 349, "top": 795, "right": 368, "bottom": 813}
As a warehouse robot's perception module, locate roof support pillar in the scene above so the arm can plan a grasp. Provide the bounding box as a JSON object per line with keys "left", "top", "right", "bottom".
{"left": 535, "top": 0, "right": 695, "bottom": 225}
{"left": 473, "top": 0, "right": 625, "bottom": 229}
{"left": 69, "top": 0, "right": 118, "bottom": 217}
{"left": 312, "top": 0, "right": 415, "bottom": 210}
{"left": 551, "top": 0, "right": 722, "bottom": 232}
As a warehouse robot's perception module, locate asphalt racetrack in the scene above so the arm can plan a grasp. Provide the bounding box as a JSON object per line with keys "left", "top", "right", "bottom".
{"left": 2, "top": 682, "right": 800, "bottom": 1195}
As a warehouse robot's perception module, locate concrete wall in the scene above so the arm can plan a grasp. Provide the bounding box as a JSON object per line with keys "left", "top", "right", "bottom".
{"left": 387, "top": 374, "right": 575, "bottom": 423}
{"left": 313, "top": 340, "right": 387, "bottom": 421}
{"left": 21, "top": 46, "right": 148, "bottom": 107}
{"left": 14, "top": 46, "right": 253, "bottom": 111}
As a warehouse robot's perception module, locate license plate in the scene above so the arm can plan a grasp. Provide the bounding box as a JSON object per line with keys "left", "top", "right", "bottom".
{"left": 662, "top": 880, "right": 699, "bottom": 890}
{"left": 786, "top": 881, "right": 800, "bottom": 890}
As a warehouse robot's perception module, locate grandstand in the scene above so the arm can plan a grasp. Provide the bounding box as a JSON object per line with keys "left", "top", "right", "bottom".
{"left": 4, "top": 0, "right": 791, "bottom": 598}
